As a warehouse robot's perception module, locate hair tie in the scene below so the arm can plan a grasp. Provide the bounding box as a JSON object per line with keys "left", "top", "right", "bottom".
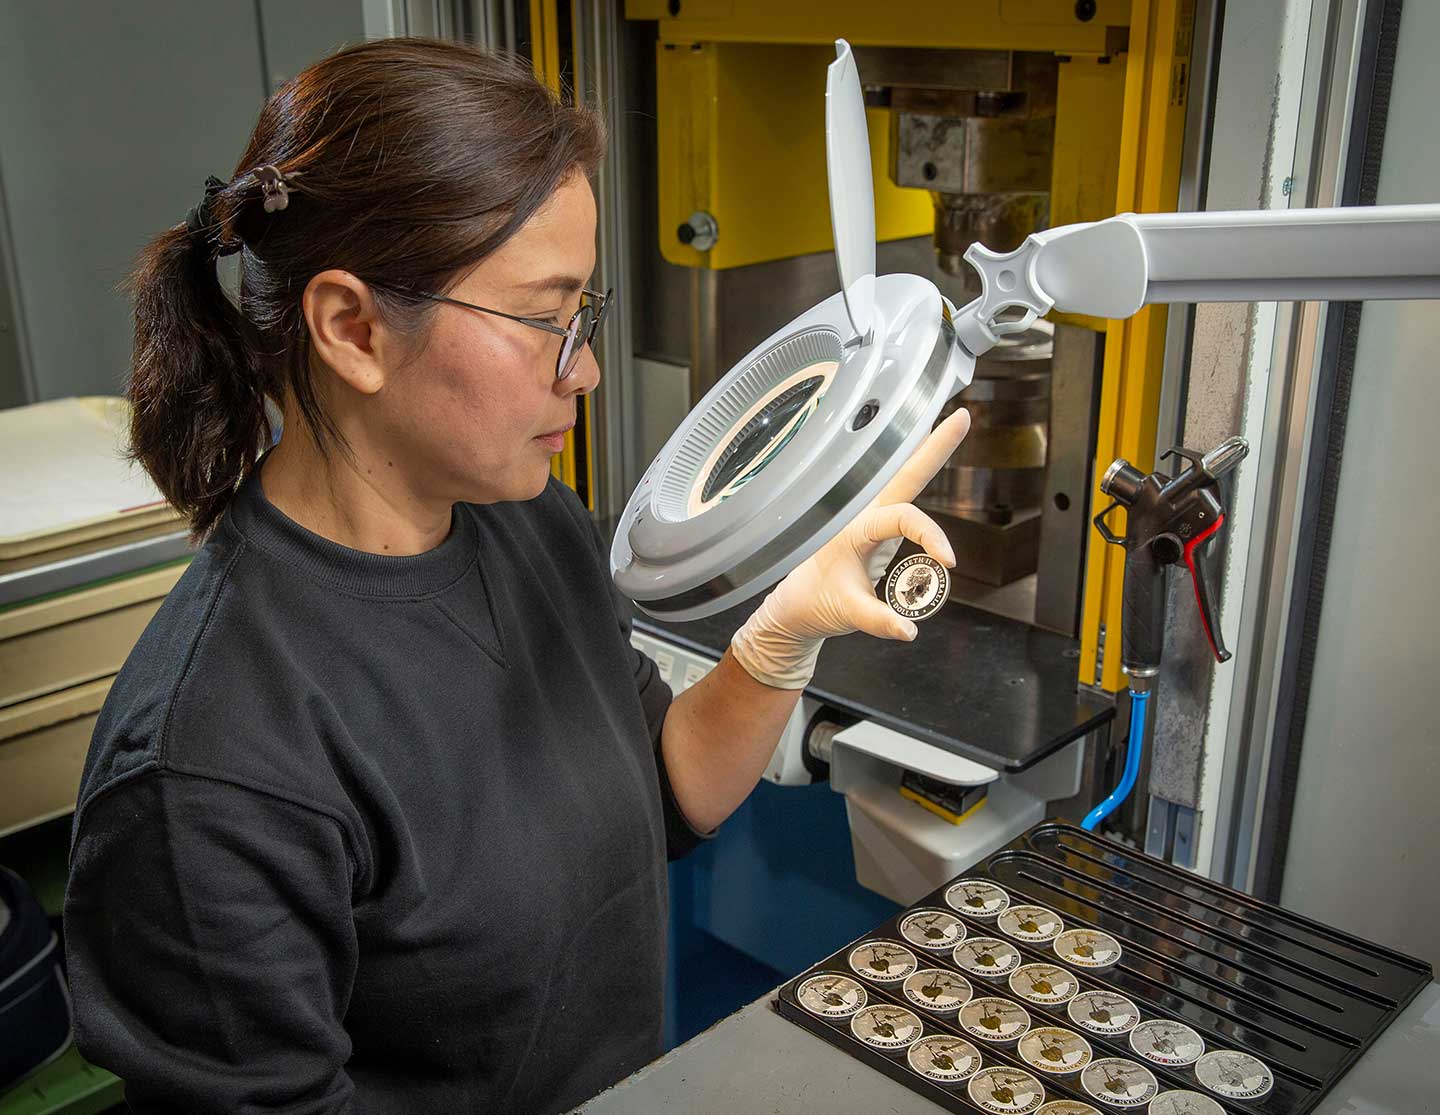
{"left": 185, "top": 176, "right": 244, "bottom": 258}
{"left": 184, "top": 176, "right": 228, "bottom": 236}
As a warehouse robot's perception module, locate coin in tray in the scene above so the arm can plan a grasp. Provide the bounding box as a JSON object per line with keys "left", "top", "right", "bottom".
{"left": 906, "top": 1034, "right": 982, "bottom": 1084}
{"left": 847, "top": 940, "right": 917, "bottom": 982}
{"left": 953, "top": 936, "right": 1022, "bottom": 977}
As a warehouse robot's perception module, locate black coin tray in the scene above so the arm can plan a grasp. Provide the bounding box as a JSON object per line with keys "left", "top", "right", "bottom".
{"left": 774, "top": 821, "right": 1431, "bottom": 1113}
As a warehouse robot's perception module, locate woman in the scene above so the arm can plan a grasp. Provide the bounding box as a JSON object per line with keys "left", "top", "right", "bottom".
{"left": 62, "top": 38, "right": 967, "bottom": 1114}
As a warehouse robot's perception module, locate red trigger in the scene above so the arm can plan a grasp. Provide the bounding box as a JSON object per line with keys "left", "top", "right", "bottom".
{"left": 1183, "top": 514, "right": 1226, "bottom": 659}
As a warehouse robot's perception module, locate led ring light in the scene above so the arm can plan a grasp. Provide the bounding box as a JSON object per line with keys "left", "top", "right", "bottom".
{"left": 611, "top": 40, "right": 974, "bottom": 620}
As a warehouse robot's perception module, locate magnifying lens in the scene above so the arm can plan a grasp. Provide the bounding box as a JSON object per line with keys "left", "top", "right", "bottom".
{"left": 610, "top": 39, "right": 975, "bottom": 621}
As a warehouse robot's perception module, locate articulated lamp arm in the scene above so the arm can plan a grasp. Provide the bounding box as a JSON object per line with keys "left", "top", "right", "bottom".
{"left": 952, "top": 203, "right": 1440, "bottom": 357}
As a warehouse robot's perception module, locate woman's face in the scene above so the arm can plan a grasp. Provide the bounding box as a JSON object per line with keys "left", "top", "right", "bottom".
{"left": 375, "top": 172, "right": 601, "bottom": 506}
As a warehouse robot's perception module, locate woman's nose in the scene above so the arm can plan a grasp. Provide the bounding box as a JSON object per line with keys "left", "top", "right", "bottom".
{"left": 559, "top": 342, "right": 601, "bottom": 396}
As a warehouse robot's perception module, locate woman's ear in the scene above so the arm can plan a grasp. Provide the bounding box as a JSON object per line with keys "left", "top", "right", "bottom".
{"left": 303, "top": 270, "right": 390, "bottom": 395}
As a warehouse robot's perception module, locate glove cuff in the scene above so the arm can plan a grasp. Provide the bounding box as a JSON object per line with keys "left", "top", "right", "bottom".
{"left": 729, "top": 594, "right": 824, "bottom": 690}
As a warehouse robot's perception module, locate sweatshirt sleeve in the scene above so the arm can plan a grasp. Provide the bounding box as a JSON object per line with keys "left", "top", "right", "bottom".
{"left": 64, "top": 769, "right": 360, "bottom": 1114}
{"left": 560, "top": 484, "right": 715, "bottom": 860}
{"left": 606, "top": 562, "right": 717, "bottom": 860}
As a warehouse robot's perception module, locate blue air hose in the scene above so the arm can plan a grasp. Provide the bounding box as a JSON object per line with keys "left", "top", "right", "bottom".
{"left": 1081, "top": 688, "right": 1150, "bottom": 832}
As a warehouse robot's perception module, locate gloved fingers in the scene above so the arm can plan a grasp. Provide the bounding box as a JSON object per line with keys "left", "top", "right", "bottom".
{"left": 857, "top": 502, "right": 957, "bottom": 568}
{"left": 863, "top": 536, "right": 904, "bottom": 583}
{"left": 847, "top": 591, "right": 919, "bottom": 642}
{"left": 873, "top": 408, "right": 972, "bottom": 507}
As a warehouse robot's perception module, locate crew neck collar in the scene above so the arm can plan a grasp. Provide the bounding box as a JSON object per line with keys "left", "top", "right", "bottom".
{"left": 224, "top": 461, "right": 478, "bottom": 598}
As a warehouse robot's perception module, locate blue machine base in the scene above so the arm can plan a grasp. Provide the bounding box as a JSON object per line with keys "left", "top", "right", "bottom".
{"left": 664, "top": 778, "right": 900, "bottom": 1049}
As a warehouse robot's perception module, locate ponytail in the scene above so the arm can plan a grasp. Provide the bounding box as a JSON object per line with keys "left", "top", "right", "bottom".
{"left": 127, "top": 209, "right": 270, "bottom": 537}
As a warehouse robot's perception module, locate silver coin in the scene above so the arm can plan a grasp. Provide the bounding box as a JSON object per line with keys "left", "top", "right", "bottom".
{"left": 907, "top": 1034, "right": 982, "bottom": 1083}
{"left": 1149, "top": 1091, "right": 1225, "bottom": 1115}
{"left": 847, "top": 939, "right": 918, "bottom": 983}
{"left": 946, "top": 879, "right": 1011, "bottom": 919}
{"left": 1129, "top": 1019, "right": 1205, "bottom": 1067}
{"left": 1067, "top": 990, "right": 1141, "bottom": 1035}
{"left": 959, "top": 996, "right": 1033, "bottom": 1043}
{"left": 850, "top": 1003, "right": 923, "bottom": 1050}
{"left": 1037, "top": 1103, "right": 1101, "bottom": 1115}
{"left": 903, "top": 967, "right": 973, "bottom": 1013}
{"left": 796, "top": 973, "right": 867, "bottom": 1019}
{"left": 1079, "top": 1057, "right": 1159, "bottom": 1107}
{"left": 998, "top": 904, "right": 1065, "bottom": 943}
{"left": 886, "top": 553, "right": 951, "bottom": 620}
{"left": 900, "top": 908, "right": 967, "bottom": 951}
{"left": 1194, "top": 1049, "right": 1275, "bottom": 1100}
{"left": 967, "top": 1065, "right": 1047, "bottom": 1114}
{"left": 954, "top": 936, "right": 1022, "bottom": 977}
{"left": 1018, "top": 1027, "right": 1094, "bottom": 1075}
{"left": 1009, "top": 963, "right": 1080, "bottom": 1005}
{"left": 1053, "top": 928, "right": 1123, "bottom": 969}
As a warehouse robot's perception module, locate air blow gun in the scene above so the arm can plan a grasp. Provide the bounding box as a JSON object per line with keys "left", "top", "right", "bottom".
{"left": 1079, "top": 436, "right": 1249, "bottom": 831}
{"left": 1093, "top": 436, "right": 1250, "bottom": 681}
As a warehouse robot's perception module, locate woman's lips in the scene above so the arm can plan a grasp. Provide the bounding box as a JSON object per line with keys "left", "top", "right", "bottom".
{"left": 535, "top": 423, "right": 574, "bottom": 453}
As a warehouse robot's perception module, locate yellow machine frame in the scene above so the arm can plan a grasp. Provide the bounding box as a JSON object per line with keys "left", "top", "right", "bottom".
{"left": 529, "top": 0, "right": 590, "bottom": 497}
{"left": 1078, "top": 0, "right": 1193, "bottom": 693}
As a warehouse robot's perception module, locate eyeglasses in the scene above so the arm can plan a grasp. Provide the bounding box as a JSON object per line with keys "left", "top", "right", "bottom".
{"left": 369, "top": 282, "right": 613, "bottom": 380}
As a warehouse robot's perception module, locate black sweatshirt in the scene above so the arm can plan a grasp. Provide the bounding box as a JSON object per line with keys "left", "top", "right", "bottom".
{"left": 63, "top": 467, "right": 707, "bottom": 1114}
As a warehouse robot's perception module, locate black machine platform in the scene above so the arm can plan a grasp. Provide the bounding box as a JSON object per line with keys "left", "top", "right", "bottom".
{"left": 775, "top": 822, "right": 1432, "bottom": 1114}
{"left": 635, "top": 596, "right": 1115, "bottom": 774}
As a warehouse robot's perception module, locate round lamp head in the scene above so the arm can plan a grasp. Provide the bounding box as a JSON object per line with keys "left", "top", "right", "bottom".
{"left": 611, "top": 40, "right": 975, "bottom": 620}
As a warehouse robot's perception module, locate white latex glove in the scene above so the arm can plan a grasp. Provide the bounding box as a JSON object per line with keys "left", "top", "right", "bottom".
{"left": 730, "top": 408, "right": 972, "bottom": 689}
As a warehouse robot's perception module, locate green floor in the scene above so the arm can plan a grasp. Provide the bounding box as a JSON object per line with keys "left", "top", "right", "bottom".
{"left": 0, "top": 818, "right": 124, "bottom": 1115}
{"left": 0, "top": 1048, "right": 122, "bottom": 1115}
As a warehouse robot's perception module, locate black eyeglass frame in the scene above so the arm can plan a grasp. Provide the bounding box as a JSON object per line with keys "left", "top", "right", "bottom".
{"left": 369, "top": 282, "right": 613, "bottom": 379}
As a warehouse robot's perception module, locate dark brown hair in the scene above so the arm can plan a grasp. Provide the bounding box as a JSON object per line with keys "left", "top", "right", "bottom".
{"left": 128, "top": 38, "right": 605, "bottom": 535}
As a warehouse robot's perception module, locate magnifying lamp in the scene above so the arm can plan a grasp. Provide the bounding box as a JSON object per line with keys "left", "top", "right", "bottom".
{"left": 611, "top": 39, "right": 1440, "bottom": 622}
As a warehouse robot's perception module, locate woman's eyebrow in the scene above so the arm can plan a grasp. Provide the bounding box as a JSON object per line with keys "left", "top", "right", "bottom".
{"left": 515, "top": 274, "right": 586, "bottom": 296}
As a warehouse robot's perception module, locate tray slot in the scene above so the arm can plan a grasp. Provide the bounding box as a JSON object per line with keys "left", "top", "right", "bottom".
{"left": 1028, "top": 826, "right": 1428, "bottom": 987}
{"left": 991, "top": 851, "right": 1393, "bottom": 1008}
{"left": 986, "top": 858, "right": 1386, "bottom": 1033}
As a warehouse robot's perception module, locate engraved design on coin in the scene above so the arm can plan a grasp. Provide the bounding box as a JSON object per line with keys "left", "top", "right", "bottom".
{"left": 796, "top": 973, "right": 867, "bottom": 1018}
{"left": 850, "top": 1003, "right": 924, "bottom": 1051}
{"left": 945, "top": 879, "right": 1011, "bottom": 919}
{"left": 886, "top": 553, "right": 950, "bottom": 620}
{"left": 1149, "top": 1090, "right": 1225, "bottom": 1115}
{"left": 1053, "top": 928, "right": 1123, "bottom": 969}
{"left": 1009, "top": 963, "right": 1079, "bottom": 1005}
{"left": 966, "top": 1066, "right": 1047, "bottom": 1114}
{"left": 1036, "top": 1102, "right": 1102, "bottom": 1115}
{"left": 959, "top": 996, "right": 1033, "bottom": 1043}
{"left": 1018, "top": 1027, "right": 1094, "bottom": 1075}
{"left": 907, "top": 1034, "right": 982, "bottom": 1083}
{"left": 1066, "top": 990, "right": 1141, "bottom": 1035}
{"left": 1194, "top": 1050, "right": 1275, "bottom": 1099}
{"left": 847, "top": 940, "right": 919, "bottom": 983}
{"left": 953, "top": 936, "right": 1022, "bottom": 977}
{"left": 998, "top": 905, "right": 1065, "bottom": 944}
{"left": 903, "top": 967, "right": 973, "bottom": 1013}
{"left": 900, "top": 908, "right": 967, "bottom": 951}
{"left": 1128, "top": 1019, "right": 1205, "bottom": 1067}
{"left": 1079, "top": 1057, "right": 1159, "bottom": 1107}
